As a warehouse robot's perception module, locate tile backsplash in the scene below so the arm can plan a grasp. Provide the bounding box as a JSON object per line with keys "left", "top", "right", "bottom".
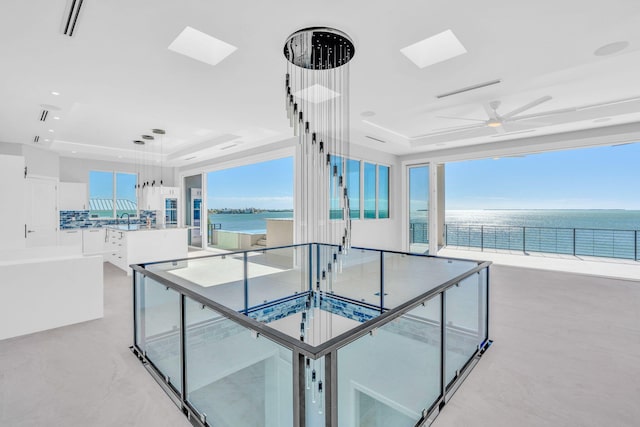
{"left": 60, "top": 210, "right": 157, "bottom": 229}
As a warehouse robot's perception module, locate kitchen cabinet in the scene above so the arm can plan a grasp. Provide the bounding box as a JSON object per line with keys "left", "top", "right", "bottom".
{"left": 82, "top": 228, "right": 105, "bottom": 255}
{"left": 140, "top": 186, "right": 180, "bottom": 225}
{"left": 105, "top": 226, "right": 187, "bottom": 275}
{"left": 59, "top": 229, "right": 82, "bottom": 247}
{"left": 59, "top": 182, "right": 88, "bottom": 211}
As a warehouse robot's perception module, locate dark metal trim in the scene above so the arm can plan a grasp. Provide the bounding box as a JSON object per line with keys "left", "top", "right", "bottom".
{"left": 325, "top": 351, "right": 338, "bottom": 427}
{"left": 293, "top": 351, "right": 305, "bottom": 427}
{"left": 180, "top": 294, "right": 187, "bottom": 404}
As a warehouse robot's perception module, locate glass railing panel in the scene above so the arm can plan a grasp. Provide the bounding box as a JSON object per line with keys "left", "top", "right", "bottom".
{"left": 141, "top": 275, "right": 182, "bottom": 394}
{"left": 147, "top": 253, "right": 246, "bottom": 311}
{"left": 445, "top": 270, "right": 487, "bottom": 386}
{"left": 184, "top": 297, "right": 293, "bottom": 427}
{"left": 337, "top": 297, "right": 442, "bottom": 427}
{"left": 134, "top": 271, "right": 144, "bottom": 350}
{"left": 247, "top": 245, "right": 310, "bottom": 314}
{"left": 327, "top": 247, "right": 381, "bottom": 308}
{"left": 304, "top": 355, "right": 327, "bottom": 426}
{"left": 383, "top": 253, "right": 478, "bottom": 309}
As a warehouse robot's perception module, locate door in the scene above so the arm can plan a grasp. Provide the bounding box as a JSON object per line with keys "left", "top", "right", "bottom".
{"left": 25, "top": 177, "right": 58, "bottom": 247}
{"left": 191, "top": 190, "right": 202, "bottom": 246}
{"left": 408, "top": 165, "right": 429, "bottom": 254}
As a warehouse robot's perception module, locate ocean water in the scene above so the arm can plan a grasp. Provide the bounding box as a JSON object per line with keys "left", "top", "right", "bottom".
{"left": 440, "top": 209, "right": 640, "bottom": 230}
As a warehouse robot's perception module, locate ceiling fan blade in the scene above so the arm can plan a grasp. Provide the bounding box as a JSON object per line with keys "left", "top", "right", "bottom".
{"left": 502, "top": 95, "right": 552, "bottom": 119}
{"left": 410, "top": 123, "right": 487, "bottom": 139}
{"left": 435, "top": 115, "right": 486, "bottom": 122}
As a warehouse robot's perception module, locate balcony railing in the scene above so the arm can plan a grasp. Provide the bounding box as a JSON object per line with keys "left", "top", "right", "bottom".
{"left": 445, "top": 224, "right": 639, "bottom": 261}
{"left": 130, "top": 243, "right": 491, "bottom": 427}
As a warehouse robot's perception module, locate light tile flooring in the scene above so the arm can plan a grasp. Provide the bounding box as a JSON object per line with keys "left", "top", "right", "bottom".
{"left": 0, "top": 260, "right": 638, "bottom": 426}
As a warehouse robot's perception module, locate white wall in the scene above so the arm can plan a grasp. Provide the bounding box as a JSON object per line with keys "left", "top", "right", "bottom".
{"left": 22, "top": 145, "right": 59, "bottom": 178}
{"left": 59, "top": 157, "right": 175, "bottom": 186}
{"left": 0, "top": 141, "right": 23, "bottom": 156}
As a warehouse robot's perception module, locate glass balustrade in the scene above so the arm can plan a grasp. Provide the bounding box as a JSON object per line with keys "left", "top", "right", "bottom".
{"left": 132, "top": 243, "right": 491, "bottom": 427}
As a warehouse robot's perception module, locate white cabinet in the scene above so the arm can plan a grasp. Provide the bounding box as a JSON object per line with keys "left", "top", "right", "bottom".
{"left": 59, "top": 182, "right": 88, "bottom": 211}
{"left": 82, "top": 228, "right": 105, "bottom": 255}
{"left": 106, "top": 228, "right": 127, "bottom": 271}
{"left": 59, "top": 229, "right": 82, "bottom": 247}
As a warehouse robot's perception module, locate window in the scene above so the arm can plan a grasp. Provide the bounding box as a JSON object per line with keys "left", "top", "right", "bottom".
{"left": 364, "top": 162, "right": 390, "bottom": 220}
{"left": 89, "top": 171, "right": 137, "bottom": 218}
{"left": 330, "top": 158, "right": 390, "bottom": 220}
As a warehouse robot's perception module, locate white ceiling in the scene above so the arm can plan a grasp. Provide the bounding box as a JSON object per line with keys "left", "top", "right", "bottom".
{"left": 1, "top": 0, "right": 639, "bottom": 166}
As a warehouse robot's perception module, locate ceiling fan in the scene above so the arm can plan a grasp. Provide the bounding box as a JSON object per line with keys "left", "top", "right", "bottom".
{"left": 434, "top": 95, "right": 553, "bottom": 134}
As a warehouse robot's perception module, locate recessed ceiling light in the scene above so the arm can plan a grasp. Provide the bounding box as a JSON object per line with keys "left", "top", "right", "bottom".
{"left": 486, "top": 120, "right": 502, "bottom": 128}
{"left": 400, "top": 29, "right": 467, "bottom": 69}
{"left": 593, "top": 117, "right": 612, "bottom": 123}
{"left": 361, "top": 111, "right": 376, "bottom": 117}
{"left": 71, "top": 150, "right": 77, "bottom": 154}
{"left": 117, "top": 155, "right": 123, "bottom": 159}
{"left": 594, "top": 41, "right": 629, "bottom": 56}
{"left": 44, "top": 139, "right": 50, "bottom": 142}
{"left": 53, "top": 116, "right": 60, "bottom": 120}
{"left": 51, "top": 91, "right": 60, "bottom": 96}
{"left": 294, "top": 84, "right": 340, "bottom": 104}
{"left": 168, "top": 26, "right": 237, "bottom": 67}
{"left": 48, "top": 129, "right": 54, "bottom": 133}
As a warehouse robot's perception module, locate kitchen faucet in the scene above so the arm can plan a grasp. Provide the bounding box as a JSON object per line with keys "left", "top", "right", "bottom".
{"left": 120, "top": 212, "right": 131, "bottom": 226}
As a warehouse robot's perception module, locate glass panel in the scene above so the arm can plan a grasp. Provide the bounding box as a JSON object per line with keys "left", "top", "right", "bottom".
{"left": 363, "top": 162, "right": 376, "bottom": 219}
{"left": 347, "top": 159, "right": 360, "bottom": 219}
{"left": 378, "top": 165, "right": 389, "bottom": 219}
{"left": 184, "top": 297, "right": 293, "bottom": 427}
{"left": 147, "top": 253, "right": 246, "bottom": 312}
{"left": 328, "top": 247, "right": 381, "bottom": 309}
{"left": 134, "top": 271, "right": 144, "bottom": 349}
{"left": 165, "top": 198, "right": 178, "bottom": 225}
{"left": 247, "top": 246, "right": 309, "bottom": 313}
{"left": 338, "top": 299, "right": 442, "bottom": 427}
{"left": 330, "top": 155, "right": 344, "bottom": 220}
{"left": 445, "top": 272, "right": 485, "bottom": 386}
{"left": 409, "top": 165, "right": 429, "bottom": 253}
{"left": 305, "top": 356, "right": 326, "bottom": 426}
{"left": 142, "top": 276, "right": 182, "bottom": 394}
{"left": 116, "top": 172, "right": 137, "bottom": 218}
{"left": 89, "top": 171, "right": 114, "bottom": 218}
{"left": 383, "top": 253, "right": 479, "bottom": 309}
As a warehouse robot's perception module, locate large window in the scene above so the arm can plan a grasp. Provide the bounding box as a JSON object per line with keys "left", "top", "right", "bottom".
{"left": 363, "top": 162, "right": 390, "bottom": 220}
{"left": 89, "top": 171, "right": 137, "bottom": 218}
{"left": 331, "top": 158, "right": 390, "bottom": 220}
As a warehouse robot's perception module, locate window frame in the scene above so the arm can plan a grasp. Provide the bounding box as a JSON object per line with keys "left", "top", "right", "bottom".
{"left": 88, "top": 170, "right": 139, "bottom": 219}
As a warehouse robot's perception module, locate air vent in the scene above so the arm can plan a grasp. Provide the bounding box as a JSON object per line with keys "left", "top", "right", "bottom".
{"left": 183, "top": 156, "right": 197, "bottom": 161}
{"left": 62, "top": 0, "right": 85, "bottom": 37}
{"left": 33, "top": 135, "right": 40, "bottom": 143}
{"left": 436, "top": 79, "right": 502, "bottom": 99}
{"left": 39, "top": 110, "right": 49, "bottom": 122}
{"left": 219, "top": 143, "right": 237, "bottom": 150}
{"left": 365, "top": 135, "right": 387, "bottom": 144}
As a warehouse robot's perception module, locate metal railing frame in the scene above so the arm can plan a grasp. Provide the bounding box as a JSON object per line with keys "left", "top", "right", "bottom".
{"left": 443, "top": 223, "right": 639, "bottom": 261}
{"left": 131, "top": 243, "right": 492, "bottom": 427}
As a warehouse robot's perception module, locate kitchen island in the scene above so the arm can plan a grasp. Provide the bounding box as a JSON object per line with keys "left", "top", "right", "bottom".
{"left": 105, "top": 225, "right": 188, "bottom": 275}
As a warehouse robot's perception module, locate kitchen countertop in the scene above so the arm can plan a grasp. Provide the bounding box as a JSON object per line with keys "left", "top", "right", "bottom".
{"left": 106, "top": 224, "right": 187, "bottom": 232}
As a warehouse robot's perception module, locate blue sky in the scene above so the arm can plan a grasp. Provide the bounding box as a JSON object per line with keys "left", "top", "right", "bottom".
{"left": 89, "top": 171, "right": 137, "bottom": 201}
{"left": 446, "top": 143, "right": 640, "bottom": 210}
{"left": 207, "top": 157, "right": 294, "bottom": 209}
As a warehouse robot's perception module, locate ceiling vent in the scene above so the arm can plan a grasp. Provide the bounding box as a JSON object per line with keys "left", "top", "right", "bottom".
{"left": 39, "top": 109, "right": 49, "bottom": 122}
{"left": 33, "top": 135, "right": 40, "bottom": 143}
{"left": 62, "top": 0, "right": 85, "bottom": 37}
{"left": 436, "top": 79, "right": 502, "bottom": 99}
{"left": 365, "top": 135, "right": 387, "bottom": 143}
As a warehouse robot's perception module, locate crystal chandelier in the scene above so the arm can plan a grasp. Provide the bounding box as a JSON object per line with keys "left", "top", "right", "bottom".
{"left": 284, "top": 27, "right": 355, "bottom": 249}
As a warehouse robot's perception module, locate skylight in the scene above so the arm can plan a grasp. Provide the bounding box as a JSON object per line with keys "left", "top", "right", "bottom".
{"left": 400, "top": 29, "right": 467, "bottom": 69}
{"left": 168, "top": 26, "right": 237, "bottom": 67}
{"left": 294, "top": 84, "right": 340, "bottom": 104}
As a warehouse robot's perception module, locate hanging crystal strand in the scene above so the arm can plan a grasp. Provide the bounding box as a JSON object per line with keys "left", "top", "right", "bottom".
{"left": 306, "top": 357, "right": 311, "bottom": 390}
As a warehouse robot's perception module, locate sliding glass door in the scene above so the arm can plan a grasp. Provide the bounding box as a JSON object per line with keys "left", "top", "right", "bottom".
{"left": 408, "top": 165, "right": 429, "bottom": 254}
